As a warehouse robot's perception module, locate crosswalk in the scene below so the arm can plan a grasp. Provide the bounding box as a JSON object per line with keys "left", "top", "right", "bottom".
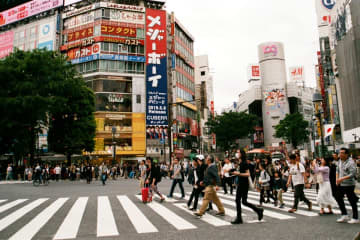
{"left": 0, "top": 188, "right": 358, "bottom": 239}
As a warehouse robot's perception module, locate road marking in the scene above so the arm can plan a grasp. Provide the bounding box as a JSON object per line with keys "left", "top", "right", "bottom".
{"left": 216, "top": 193, "right": 295, "bottom": 220}
{"left": 174, "top": 203, "right": 231, "bottom": 227}
{"left": 135, "top": 195, "right": 196, "bottom": 230}
{"left": 118, "top": 195, "right": 158, "bottom": 233}
{"left": 0, "top": 198, "right": 48, "bottom": 232}
{"left": 9, "top": 198, "right": 68, "bottom": 240}
{"left": 176, "top": 193, "right": 242, "bottom": 218}
{"left": 243, "top": 193, "right": 318, "bottom": 217}
{"left": 53, "top": 197, "right": 88, "bottom": 240}
{"left": 0, "top": 199, "right": 27, "bottom": 213}
{"left": 0, "top": 200, "right": 7, "bottom": 204}
{"left": 97, "top": 196, "right": 119, "bottom": 237}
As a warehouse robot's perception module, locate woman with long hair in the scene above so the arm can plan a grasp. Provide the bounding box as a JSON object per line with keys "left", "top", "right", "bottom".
{"left": 311, "top": 157, "right": 337, "bottom": 215}
{"left": 230, "top": 150, "right": 264, "bottom": 224}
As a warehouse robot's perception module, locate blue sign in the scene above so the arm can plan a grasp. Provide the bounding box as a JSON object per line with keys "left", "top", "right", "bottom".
{"left": 100, "top": 54, "right": 145, "bottom": 62}
{"left": 42, "top": 24, "right": 50, "bottom": 35}
{"left": 146, "top": 57, "right": 168, "bottom": 126}
{"left": 322, "top": 0, "right": 336, "bottom": 10}
{"left": 171, "top": 54, "right": 176, "bottom": 69}
{"left": 37, "top": 40, "right": 53, "bottom": 50}
{"left": 71, "top": 54, "right": 99, "bottom": 64}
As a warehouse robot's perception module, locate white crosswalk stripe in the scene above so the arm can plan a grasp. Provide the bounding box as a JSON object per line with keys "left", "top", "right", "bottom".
{"left": 53, "top": 197, "right": 88, "bottom": 240}
{"left": 97, "top": 196, "right": 119, "bottom": 237}
{"left": 174, "top": 203, "right": 231, "bottom": 226}
{"left": 0, "top": 198, "right": 48, "bottom": 232}
{"left": 216, "top": 192, "right": 295, "bottom": 220}
{"left": 118, "top": 195, "right": 158, "bottom": 233}
{"left": 135, "top": 195, "right": 196, "bottom": 230}
{"left": 9, "top": 198, "right": 68, "bottom": 240}
{"left": 0, "top": 200, "right": 7, "bottom": 204}
{"left": 0, "top": 199, "right": 27, "bottom": 214}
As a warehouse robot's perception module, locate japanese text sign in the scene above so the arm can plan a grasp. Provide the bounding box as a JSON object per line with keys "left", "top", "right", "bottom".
{"left": 0, "top": 0, "right": 62, "bottom": 27}
{"left": 145, "top": 8, "right": 168, "bottom": 126}
{"left": 67, "top": 27, "right": 94, "bottom": 42}
{"left": 101, "top": 25, "right": 137, "bottom": 38}
{"left": 67, "top": 43, "right": 100, "bottom": 60}
{"left": 0, "top": 31, "right": 14, "bottom": 59}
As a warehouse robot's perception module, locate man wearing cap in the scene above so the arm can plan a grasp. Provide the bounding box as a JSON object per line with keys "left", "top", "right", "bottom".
{"left": 194, "top": 155, "right": 225, "bottom": 217}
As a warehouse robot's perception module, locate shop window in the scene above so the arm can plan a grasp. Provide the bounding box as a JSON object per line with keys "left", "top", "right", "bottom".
{"left": 95, "top": 93, "right": 132, "bottom": 112}
{"left": 102, "top": 42, "right": 110, "bottom": 51}
{"left": 136, "top": 28, "right": 145, "bottom": 38}
{"left": 136, "top": 94, "right": 141, "bottom": 104}
{"left": 102, "top": 8, "right": 110, "bottom": 19}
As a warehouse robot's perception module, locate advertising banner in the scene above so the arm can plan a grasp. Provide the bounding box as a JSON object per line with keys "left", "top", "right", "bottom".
{"left": 38, "top": 22, "right": 54, "bottom": 50}
{"left": 64, "top": 0, "right": 82, "bottom": 6}
{"left": 101, "top": 25, "right": 137, "bottom": 38}
{"left": 145, "top": 8, "right": 168, "bottom": 126}
{"left": 67, "top": 27, "right": 94, "bottom": 42}
{"left": 67, "top": 43, "right": 100, "bottom": 60}
{"left": 289, "top": 66, "right": 304, "bottom": 83}
{"left": 64, "top": 11, "right": 95, "bottom": 29}
{"left": 38, "top": 40, "right": 53, "bottom": 50}
{"left": 110, "top": 10, "right": 145, "bottom": 24}
{"left": 0, "top": 0, "right": 62, "bottom": 27}
{"left": 0, "top": 31, "right": 14, "bottom": 59}
{"left": 248, "top": 64, "right": 260, "bottom": 80}
{"left": 100, "top": 2, "right": 145, "bottom": 13}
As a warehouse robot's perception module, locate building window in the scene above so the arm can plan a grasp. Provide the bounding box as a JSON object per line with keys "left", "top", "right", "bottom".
{"left": 136, "top": 95, "right": 141, "bottom": 104}
{"left": 201, "top": 71, "right": 206, "bottom": 76}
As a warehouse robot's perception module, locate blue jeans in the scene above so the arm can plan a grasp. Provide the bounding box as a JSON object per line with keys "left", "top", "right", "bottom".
{"left": 169, "top": 179, "right": 185, "bottom": 197}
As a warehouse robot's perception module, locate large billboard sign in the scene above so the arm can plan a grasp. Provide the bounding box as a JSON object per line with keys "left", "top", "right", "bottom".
{"left": 248, "top": 64, "right": 260, "bottom": 80}
{"left": 0, "top": 31, "right": 14, "bottom": 59}
{"left": 289, "top": 66, "right": 304, "bottom": 83}
{"left": 0, "top": 0, "right": 62, "bottom": 27}
{"left": 145, "top": 8, "right": 168, "bottom": 126}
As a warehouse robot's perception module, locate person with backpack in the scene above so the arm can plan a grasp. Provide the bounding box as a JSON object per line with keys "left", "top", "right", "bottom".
{"left": 167, "top": 158, "right": 185, "bottom": 199}
{"left": 145, "top": 157, "right": 165, "bottom": 202}
{"left": 259, "top": 163, "right": 276, "bottom": 206}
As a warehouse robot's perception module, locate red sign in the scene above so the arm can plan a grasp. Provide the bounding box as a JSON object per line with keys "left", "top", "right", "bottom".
{"left": 67, "top": 43, "right": 100, "bottom": 60}
{"left": 252, "top": 65, "right": 260, "bottom": 77}
{"left": 67, "top": 27, "right": 93, "bottom": 42}
{"left": 101, "top": 25, "right": 136, "bottom": 38}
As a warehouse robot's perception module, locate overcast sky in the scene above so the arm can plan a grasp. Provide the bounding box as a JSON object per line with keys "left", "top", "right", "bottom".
{"left": 165, "top": 0, "right": 320, "bottom": 112}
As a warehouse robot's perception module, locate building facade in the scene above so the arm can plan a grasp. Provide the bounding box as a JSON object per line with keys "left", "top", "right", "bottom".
{"left": 0, "top": 0, "right": 198, "bottom": 163}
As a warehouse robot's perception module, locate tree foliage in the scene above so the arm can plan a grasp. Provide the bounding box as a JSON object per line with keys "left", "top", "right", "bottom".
{"left": 206, "top": 111, "right": 258, "bottom": 151}
{"left": 274, "top": 112, "right": 309, "bottom": 148}
{"left": 0, "top": 49, "right": 96, "bottom": 164}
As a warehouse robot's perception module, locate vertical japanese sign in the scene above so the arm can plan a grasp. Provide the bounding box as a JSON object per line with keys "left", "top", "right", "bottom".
{"left": 145, "top": 8, "right": 168, "bottom": 126}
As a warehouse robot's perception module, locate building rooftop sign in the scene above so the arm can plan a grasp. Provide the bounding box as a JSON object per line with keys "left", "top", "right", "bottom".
{"left": 0, "top": 0, "right": 62, "bottom": 27}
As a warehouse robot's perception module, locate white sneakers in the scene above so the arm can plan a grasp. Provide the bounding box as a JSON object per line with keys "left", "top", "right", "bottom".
{"left": 337, "top": 215, "right": 349, "bottom": 223}
{"left": 348, "top": 218, "right": 360, "bottom": 224}
{"left": 337, "top": 215, "right": 359, "bottom": 224}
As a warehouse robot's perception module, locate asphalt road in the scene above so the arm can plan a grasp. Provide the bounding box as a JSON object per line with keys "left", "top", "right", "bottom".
{"left": 0, "top": 178, "right": 359, "bottom": 240}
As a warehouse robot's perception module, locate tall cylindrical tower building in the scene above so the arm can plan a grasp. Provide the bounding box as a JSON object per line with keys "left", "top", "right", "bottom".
{"left": 258, "top": 42, "right": 290, "bottom": 146}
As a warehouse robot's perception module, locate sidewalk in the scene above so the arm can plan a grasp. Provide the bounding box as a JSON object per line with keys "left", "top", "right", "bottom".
{"left": 0, "top": 180, "right": 31, "bottom": 185}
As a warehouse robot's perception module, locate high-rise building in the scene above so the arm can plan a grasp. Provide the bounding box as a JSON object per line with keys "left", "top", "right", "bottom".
{"left": 195, "top": 55, "right": 215, "bottom": 153}
{"left": 0, "top": 0, "right": 198, "bottom": 163}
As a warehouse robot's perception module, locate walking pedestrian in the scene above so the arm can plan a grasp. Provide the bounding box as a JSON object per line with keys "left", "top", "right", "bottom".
{"left": 145, "top": 158, "right": 165, "bottom": 202}
{"left": 222, "top": 158, "right": 234, "bottom": 195}
{"left": 54, "top": 165, "right": 61, "bottom": 182}
{"left": 100, "top": 163, "right": 108, "bottom": 186}
{"left": 287, "top": 154, "right": 312, "bottom": 213}
{"left": 336, "top": 148, "right": 359, "bottom": 224}
{"left": 311, "top": 157, "right": 337, "bottom": 215}
{"left": 259, "top": 163, "right": 276, "bottom": 206}
{"left": 167, "top": 158, "right": 185, "bottom": 199}
{"left": 6, "top": 164, "right": 13, "bottom": 181}
{"left": 139, "top": 160, "right": 147, "bottom": 193}
{"left": 230, "top": 150, "right": 263, "bottom": 224}
{"left": 273, "top": 171, "right": 286, "bottom": 208}
{"left": 194, "top": 155, "right": 225, "bottom": 218}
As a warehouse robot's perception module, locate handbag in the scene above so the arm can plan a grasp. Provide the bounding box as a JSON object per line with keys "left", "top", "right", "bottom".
{"left": 317, "top": 173, "right": 324, "bottom": 184}
{"left": 248, "top": 176, "right": 255, "bottom": 191}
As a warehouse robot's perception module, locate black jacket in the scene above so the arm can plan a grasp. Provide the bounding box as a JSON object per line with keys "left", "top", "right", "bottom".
{"left": 203, "top": 164, "right": 221, "bottom": 187}
{"left": 146, "top": 164, "right": 161, "bottom": 184}
{"left": 196, "top": 164, "right": 206, "bottom": 185}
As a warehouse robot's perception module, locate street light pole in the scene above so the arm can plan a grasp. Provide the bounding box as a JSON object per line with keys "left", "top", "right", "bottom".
{"left": 112, "top": 126, "right": 117, "bottom": 165}
{"left": 313, "top": 92, "right": 326, "bottom": 158}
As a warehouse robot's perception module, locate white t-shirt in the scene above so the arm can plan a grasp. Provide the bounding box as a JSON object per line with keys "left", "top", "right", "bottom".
{"left": 289, "top": 163, "right": 305, "bottom": 186}
{"left": 55, "top": 167, "right": 61, "bottom": 175}
{"left": 222, "top": 163, "right": 233, "bottom": 178}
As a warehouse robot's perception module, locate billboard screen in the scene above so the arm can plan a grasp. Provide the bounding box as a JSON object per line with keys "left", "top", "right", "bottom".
{"left": 0, "top": 0, "right": 62, "bottom": 27}
{"left": 145, "top": 8, "right": 168, "bottom": 126}
{"left": 0, "top": 31, "right": 14, "bottom": 59}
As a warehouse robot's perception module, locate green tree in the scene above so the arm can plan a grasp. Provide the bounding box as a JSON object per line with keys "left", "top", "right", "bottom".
{"left": 0, "top": 49, "right": 96, "bottom": 164}
{"left": 206, "top": 111, "right": 258, "bottom": 151}
{"left": 274, "top": 112, "right": 309, "bottom": 148}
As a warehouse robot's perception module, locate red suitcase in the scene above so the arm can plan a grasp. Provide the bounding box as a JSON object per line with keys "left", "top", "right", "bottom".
{"left": 142, "top": 187, "right": 152, "bottom": 203}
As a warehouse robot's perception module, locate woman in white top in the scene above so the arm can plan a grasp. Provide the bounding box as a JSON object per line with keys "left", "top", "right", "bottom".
{"left": 311, "top": 157, "right": 337, "bottom": 215}
{"left": 222, "top": 158, "right": 234, "bottom": 195}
